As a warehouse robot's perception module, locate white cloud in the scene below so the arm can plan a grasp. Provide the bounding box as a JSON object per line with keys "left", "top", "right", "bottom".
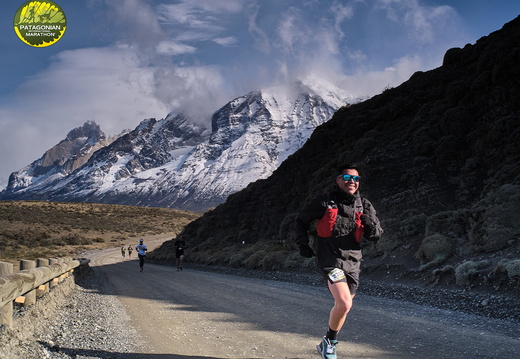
{"left": 152, "top": 65, "right": 229, "bottom": 124}
{"left": 375, "top": 0, "right": 459, "bottom": 44}
{"left": 158, "top": 0, "right": 242, "bottom": 24}
{"left": 246, "top": 3, "right": 271, "bottom": 53}
{"left": 347, "top": 49, "right": 368, "bottom": 62}
{"left": 330, "top": 1, "right": 356, "bottom": 38}
{"left": 277, "top": 12, "right": 300, "bottom": 53}
{"left": 339, "top": 54, "right": 425, "bottom": 98}
{"left": 11, "top": 46, "right": 166, "bottom": 131}
{"left": 157, "top": 41, "right": 198, "bottom": 55}
{"left": 106, "top": 0, "right": 164, "bottom": 55}
{"left": 213, "top": 36, "right": 238, "bottom": 47}
{"left": 157, "top": 0, "right": 242, "bottom": 38}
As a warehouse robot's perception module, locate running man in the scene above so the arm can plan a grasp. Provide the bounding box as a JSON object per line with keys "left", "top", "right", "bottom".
{"left": 295, "top": 164, "right": 383, "bottom": 359}
{"left": 135, "top": 239, "right": 148, "bottom": 272}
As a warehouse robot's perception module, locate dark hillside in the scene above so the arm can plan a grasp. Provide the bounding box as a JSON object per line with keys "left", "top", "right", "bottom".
{"left": 150, "top": 16, "right": 520, "bottom": 293}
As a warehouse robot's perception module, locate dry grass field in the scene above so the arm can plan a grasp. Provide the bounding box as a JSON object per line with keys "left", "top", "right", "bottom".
{"left": 0, "top": 200, "right": 201, "bottom": 269}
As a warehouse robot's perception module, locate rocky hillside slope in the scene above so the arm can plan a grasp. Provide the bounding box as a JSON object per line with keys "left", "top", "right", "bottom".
{"left": 150, "top": 16, "right": 520, "bottom": 293}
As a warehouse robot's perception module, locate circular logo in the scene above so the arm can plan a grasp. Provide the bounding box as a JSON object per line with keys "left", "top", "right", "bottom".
{"left": 14, "top": 1, "right": 67, "bottom": 47}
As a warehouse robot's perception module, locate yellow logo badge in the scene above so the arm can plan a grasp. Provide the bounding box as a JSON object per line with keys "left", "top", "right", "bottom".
{"left": 14, "top": 1, "right": 67, "bottom": 47}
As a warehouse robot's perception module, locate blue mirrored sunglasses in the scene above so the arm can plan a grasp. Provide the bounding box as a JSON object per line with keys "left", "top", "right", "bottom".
{"left": 338, "top": 174, "right": 361, "bottom": 182}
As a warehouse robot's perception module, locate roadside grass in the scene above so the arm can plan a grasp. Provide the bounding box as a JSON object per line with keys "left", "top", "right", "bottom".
{"left": 0, "top": 200, "right": 201, "bottom": 269}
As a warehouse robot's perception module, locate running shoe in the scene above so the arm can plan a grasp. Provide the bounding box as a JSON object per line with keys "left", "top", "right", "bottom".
{"left": 317, "top": 337, "right": 338, "bottom": 359}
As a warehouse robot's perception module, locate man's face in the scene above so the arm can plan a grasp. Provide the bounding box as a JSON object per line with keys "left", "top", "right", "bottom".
{"left": 335, "top": 168, "right": 360, "bottom": 195}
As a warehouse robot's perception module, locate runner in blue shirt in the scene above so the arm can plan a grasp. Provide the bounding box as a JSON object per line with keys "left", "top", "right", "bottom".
{"left": 135, "top": 239, "right": 148, "bottom": 272}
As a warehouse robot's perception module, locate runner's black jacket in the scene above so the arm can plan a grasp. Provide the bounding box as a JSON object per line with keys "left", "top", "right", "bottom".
{"left": 294, "top": 187, "right": 383, "bottom": 268}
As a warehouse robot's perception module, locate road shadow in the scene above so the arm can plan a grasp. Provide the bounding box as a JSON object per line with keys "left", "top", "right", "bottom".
{"left": 38, "top": 341, "right": 261, "bottom": 358}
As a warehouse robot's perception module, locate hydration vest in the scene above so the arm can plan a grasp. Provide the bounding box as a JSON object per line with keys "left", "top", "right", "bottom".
{"left": 316, "top": 193, "right": 365, "bottom": 242}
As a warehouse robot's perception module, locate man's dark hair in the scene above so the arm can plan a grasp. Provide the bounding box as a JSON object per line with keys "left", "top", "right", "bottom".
{"left": 336, "top": 163, "right": 359, "bottom": 175}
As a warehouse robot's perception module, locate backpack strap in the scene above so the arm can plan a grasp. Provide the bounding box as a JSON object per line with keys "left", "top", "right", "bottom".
{"left": 353, "top": 194, "right": 364, "bottom": 243}
{"left": 316, "top": 192, "right": 338, "bottom": 237}
{"left": 354, "top": 195, "right": 363, "bottom": 215}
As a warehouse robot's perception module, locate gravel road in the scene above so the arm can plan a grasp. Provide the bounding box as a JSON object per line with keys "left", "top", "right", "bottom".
{"left": 1, "top": 239, "right": 519, "bottom": 359}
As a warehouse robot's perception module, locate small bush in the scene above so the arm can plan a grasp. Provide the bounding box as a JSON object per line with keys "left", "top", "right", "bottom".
{"left": 469, "top": 184, "right": 520, "bottom": 252}
{"left": 244, "top": 250, "right": 267, "bottom": 269}
{"left": 416, "top": 234, "right": 456, "bottom": 270}
{"left": 432, "top": 265, "right": 455, "bottom": 284}
{"left": 283, "top": 250, "right": 313, "bottom": 270}
{"left": 455, "top": 260, "right": 489, "bottom": 286}
{"left": 494, "top": 259, "right": 520, "bottom": 280}
{"left": 204, "top": 249, "right": 230, "bottom": 266}
{"left": 59, "top": 233, "right": 92, "bottom": 246}
{"left": 259, "top": 250, "right": 290, "bottom": 270}
{"left": 376, "top": 234, "right": 401, "bottom": 257}
{"left": 505, "top": 259, "right": 520, "bottom": 278}
{"left": 227, "top": 250, "right": 248, "bottom": 267}
{"left": 399, "top": 213, "right": 427, "bottom": 237}
{"left": 425, "top": 210, "right": 469, "bottom": 238}
{"left": 278, "top": 213, "right": 298, "bottom": 244}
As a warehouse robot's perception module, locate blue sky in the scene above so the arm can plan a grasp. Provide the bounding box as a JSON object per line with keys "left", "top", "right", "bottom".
{"left": 1, "top": 0, "right": 519, "bottom": 186}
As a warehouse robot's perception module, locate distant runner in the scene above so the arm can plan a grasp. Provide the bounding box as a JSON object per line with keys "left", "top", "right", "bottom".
{"left": 174, "top": 236, "right": 186, "bottom": 271}
{"left": 135, "top": 239, "right": 148, "bottom": 272}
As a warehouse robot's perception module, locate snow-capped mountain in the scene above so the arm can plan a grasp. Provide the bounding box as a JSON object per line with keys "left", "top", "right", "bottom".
{"left": 2, "top": 80, "right": 353, "bottom": 211}
{"left": 4, "top": 121, "right": 115, "bottom": 195}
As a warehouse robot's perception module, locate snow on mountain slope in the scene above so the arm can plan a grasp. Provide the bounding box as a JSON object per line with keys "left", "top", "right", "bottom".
{"left": 135, "top": 80, "right": 353, "bottom": 210}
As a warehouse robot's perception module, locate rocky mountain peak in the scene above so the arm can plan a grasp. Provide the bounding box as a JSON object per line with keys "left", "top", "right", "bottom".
{"left": 65, "top": 120, "right": 103, "bottom": 143}
{"left": 5, "top": 121, "right": 111, "bottom": 193}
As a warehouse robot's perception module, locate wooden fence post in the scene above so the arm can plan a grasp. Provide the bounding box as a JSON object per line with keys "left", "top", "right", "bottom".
{"left": 36, "top": 258, "right": 50, "bottom": 297}
{"left": 0, "top": 261, "right": 14, "bottom": 327}
{"left": 19, "top": 260, "right": 37, "bottom": 307}
{"left": 48, "top": 259, "right": 58, "bottom": 288}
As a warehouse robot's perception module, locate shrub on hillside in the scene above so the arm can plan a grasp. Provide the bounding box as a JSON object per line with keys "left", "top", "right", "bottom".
{"left": 278, "top": 213, "right": 298, "bottom": 246}
{"left": 56, "top": 233, "right": 92, "bottom": 246}
{"left": 505, "top": 259, "right": 520, "bottom": 279}
{"left": 424, "top": 210, "right": 469, "bottom": 239}
{"left": 416, "top": 234, "right": 456, "bottom": 270}
{"left": 379, "top": 210, "right": 428, "bottom": 252}
{"left": 455, "top": 260, "right": 490, "bottom": 286}
{"left": 244, "top": 250, "right": 267, "bottom": 269}
{"left": 374, "top": 217, "right": 403, "bottom": 257}
{"left": 434, "top": 135, "right": 462, "bottom": 172}
{"left": 469, "top": 184, "right": 520, "bottom": 252}
{"left": 227, "top": 242, "right": 264, "bottom": 267}
{"left": 432, "top": 265, "right": 455, "bottom": 284}
{"left": 258, "top": 250, "right": 290, "bottom": 270}
{"left": 493, "top": 259, "right": 520, "bottom": 280}
{"left": 283, "top": 250, "right": 314, "bottom": 270}
{"left": 399, "top": 213, "right": 428, "bottom": 237}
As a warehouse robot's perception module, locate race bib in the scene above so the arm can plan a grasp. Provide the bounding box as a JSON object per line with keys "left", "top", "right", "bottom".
{"left": 328, "top": 268, "right": 346, "bottom": 283}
